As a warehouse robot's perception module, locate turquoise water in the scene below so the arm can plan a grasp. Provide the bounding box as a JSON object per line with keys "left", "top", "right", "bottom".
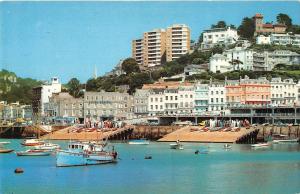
{"left": 1, "top": 139, "right": 300, "bottom": 194}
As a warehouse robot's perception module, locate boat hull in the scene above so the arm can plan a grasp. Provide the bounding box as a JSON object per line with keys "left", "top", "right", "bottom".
{"left": 56, "top": 151, "right": 117, "bottom": 167}
{"left": 272, "top": 139, "right": 299, "bottom": 144}
{"left": 0, "top": 149, "right": 14, "bottom": 153}
{"left": 128, "top": 140, "right": 150, "bottom": 145}
{"left": 17, "top": 152, "right": 51, "bottom": 156}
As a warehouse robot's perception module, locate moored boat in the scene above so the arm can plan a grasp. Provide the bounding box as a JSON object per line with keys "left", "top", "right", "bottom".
{"left": 170, "top": 140, "right": 184, "bottom": 150}
{"left": 16, "top": 149, "right": 51, "bottom": 156}
{"left": 251, "top": 143, "right": 270, "bottom": 148}
{"left": 21, "top": 139, "right": 45, "bottom": 146}
{"left": 272, "top": 138, "right": 299, "bottom": 144}
{"left": 56, "top": 141, "right": 118, "bottom": 167}
{"left": 0, "top": 149, "right": 14, "bottom": 153}
{"left": 128, "top": 139, "right": 150, "bottom": 145}
{"left": 223, "top": 144, "right": 232, "bottom": 149}
{"left": 0, "top": 141, "right": 11, "bottom": 145}
{"left": 34, "top": 143, "right": 60, "bottom": 150}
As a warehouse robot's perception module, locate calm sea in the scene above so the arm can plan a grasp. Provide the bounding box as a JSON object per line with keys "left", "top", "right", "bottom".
{"left": 1, "top": 139, "right": 300, "bottom": 194}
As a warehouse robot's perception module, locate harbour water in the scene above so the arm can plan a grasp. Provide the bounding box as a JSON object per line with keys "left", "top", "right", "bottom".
{"left": 1, "top": 139, "right": 300, "bottom": 194}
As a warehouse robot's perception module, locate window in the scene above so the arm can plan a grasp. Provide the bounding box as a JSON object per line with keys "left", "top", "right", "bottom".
{"left": 166, "top": 96, "right": 168, "bottom": 100}
{"left": 190, "top": 94, "right": 193, "bottom": 98}
{"left": 211, "top": 98, "right": 214, "bottom": 103}
{"left": 151, "top": 98, "right": 153, "bottom": 102}
{"left": 155, "top": 105, "right": 158, "bottom": 110}
{"left": 150, "top": 105, "right": 153, "bottom": 110}
{"left": 160, "top": 98, "right": 162, "bottom": 102}
{"left": 170, "top": 96, "right": 173, "bottom": 100}
{"left": 175, "top": 96, "right": 178, "bottom": 100}
{"left": 155, "top": 98, "right": 158, "bottom": 102}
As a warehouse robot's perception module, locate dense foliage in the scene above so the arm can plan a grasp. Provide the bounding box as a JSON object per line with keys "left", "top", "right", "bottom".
{"left": 0, "top": 69, "right": 42, "bottom": 104}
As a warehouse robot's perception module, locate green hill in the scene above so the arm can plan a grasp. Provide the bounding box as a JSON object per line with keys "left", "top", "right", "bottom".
{"left": 0, "top": 69, "right": 42, "bottom": 104}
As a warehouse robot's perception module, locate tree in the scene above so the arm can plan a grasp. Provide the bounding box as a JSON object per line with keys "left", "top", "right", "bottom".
{"left": 211, "top": 21, "right": 227, "bottom": 29}
{"left": 276, "top": 13, "right": 292, "bottom": 28}
{"left": 128, "top": 72, "right": 152, "bottom": 94}
{"left": 238, "top": 17, "right": 255, "bottom": 39}
{"left": 229, "top": 59, "right": 243, "bottom": 71}
{"left": 67, "top": 78, "right": 82, "bottom": 98}
{"left": 121, "top": 58, "right": 140, "bottom": 75}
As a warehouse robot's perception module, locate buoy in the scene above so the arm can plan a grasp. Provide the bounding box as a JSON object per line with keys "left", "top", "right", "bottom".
{"left": 14, "top": 168, "right": 24, "bottom": 174}
{"left": 144, "top": 156, "right": 152, "bottom": 159}
{"left": 195, "top": 150, "right": 199, "bottom": 154}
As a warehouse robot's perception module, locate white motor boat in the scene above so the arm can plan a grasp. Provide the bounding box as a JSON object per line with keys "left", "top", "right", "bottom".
{"left": 34, "top": 143, "right": 60, "bottom": 150}
{"left": 251, "top": 143, "right": 270, "bottom": 148}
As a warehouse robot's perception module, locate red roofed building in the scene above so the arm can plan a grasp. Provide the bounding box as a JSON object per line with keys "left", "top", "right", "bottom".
{"left": 253, "top": 13, "right": 286, "bottom": 35}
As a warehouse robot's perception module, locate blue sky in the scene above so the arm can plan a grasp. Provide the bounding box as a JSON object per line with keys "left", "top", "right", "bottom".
{"left": 1, "top": 1, "right": 300, "bottom": 83}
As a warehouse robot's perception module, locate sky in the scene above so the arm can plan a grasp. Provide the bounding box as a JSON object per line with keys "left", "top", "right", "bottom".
{"left": 1, "top": 1, "right": 300, "bottom": 83}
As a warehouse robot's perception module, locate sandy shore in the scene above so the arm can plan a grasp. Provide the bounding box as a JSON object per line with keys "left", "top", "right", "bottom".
{"left": 158, "top": 126, "right": 257, "bottom": 143}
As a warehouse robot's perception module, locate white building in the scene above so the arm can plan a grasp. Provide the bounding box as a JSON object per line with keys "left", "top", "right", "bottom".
{"left": 208, "top": 83, "right": 226, "bottom": 112}
{"left": 33, "top": 77, "right": 61, "bottom": 116}
{"left": 184, "top": 64, "right": 208, "bottom": 76}
{"left": 148, "top": 89, "right": 165, "bottom": 116}
{"left": 256, "top": 33, "right": 300, "bottom": 47}
{"left": 201, "top": 27, "right": 239, "bottom": 49}
{"left": 224, "top": 47, "right": 254, "bottom": 71}
{"left": 270, "top": 78, "right": 298, "bottom": 106}
{"left": 209, "top": 54, "right": 232, "bottom": 73}
{"left": 253, "top": 50, "right": 300, "bottom": 71}
{"left": 177, "top": 85, "right": 194, "bottom": 115}
{"left": 133, "top": 89, "right": 149, "bottom": 117}
{"left": 256, "top": 35, "right": 271, "bottom": 45}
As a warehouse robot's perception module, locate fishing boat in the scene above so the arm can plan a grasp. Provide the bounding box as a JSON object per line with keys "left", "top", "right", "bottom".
{"left": 170, "top": 140, "right": 184, "bottom": 150}
{"left": 223, "top": 144, "right": 232, "bottom": 149}
{"left": 128, "top": 139, "right": 150, "bottom": 145}
{"left": 251, "top": 143, "right": 269, "bottom": 148}
{"left": 34, "top": 143, "right": 60, "bottom": 150}
{"left": 56, "top": 141, "right": 118, "bottom": 167}
{"left": 16, "top": 149, "right": 51, "bottom": 156}
{"left": 0, "top": 149, "right": 14, "bottom": 153}
{"left": 21, "top": 139, "right": 45, "bottom": 146}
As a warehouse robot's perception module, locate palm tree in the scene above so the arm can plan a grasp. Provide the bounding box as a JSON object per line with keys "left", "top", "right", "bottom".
{"left": 229, "top": 59, "right": 243, "bottom": 71}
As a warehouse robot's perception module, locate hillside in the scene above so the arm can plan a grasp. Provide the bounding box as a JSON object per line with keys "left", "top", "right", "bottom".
{"left": 0, "top": 69, "right": 42, "bottom": 104}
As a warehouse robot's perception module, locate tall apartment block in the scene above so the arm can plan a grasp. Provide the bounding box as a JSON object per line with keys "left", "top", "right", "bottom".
{"left": 166, "top": 24, "right": 190, "bottom": 62}
{"left": 132, "top": 24, "right": 190, "bottom": 69}
{"left": 143, "top": 29, "right": 166, "bottom": 68}
{"left": 132, "top": 39, "right": 143, "bottom": 65}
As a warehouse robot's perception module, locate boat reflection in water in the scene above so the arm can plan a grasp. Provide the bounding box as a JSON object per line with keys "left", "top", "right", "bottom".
{"left": 56, "top": 141, "right": 118, "bottom": 167}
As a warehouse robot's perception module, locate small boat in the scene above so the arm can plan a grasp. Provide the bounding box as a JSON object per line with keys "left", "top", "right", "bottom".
{"left": 16, "top": 149, "right": 51, "bottom": 156}
{"left": 223, "top": 144, "right": 232, "bottom": 149}
{"left": 0, "top": 149, "right": 14, "bottom": 153}
{"left": 0, "top": 141, "right": 11, "bottom": 145}
{"left": 272, "top": 138, "right": 299, "bottom": 144}
{"left": 170, "top": 140, "right": 184, "bottom": 150}
{"left": 251, "top": 143, "right": 269, "bottom": 148}
{"left": 128, "top": 139, "right": 150, "bottom": 145}
{"left": 21, "top": 139, "right": 45, "bottom": 146}
{"left": 56, "top": 141, "right": 118, "bottom": 167}
{"left": 34, "top": 143, "right": 60, "bottom": 150}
